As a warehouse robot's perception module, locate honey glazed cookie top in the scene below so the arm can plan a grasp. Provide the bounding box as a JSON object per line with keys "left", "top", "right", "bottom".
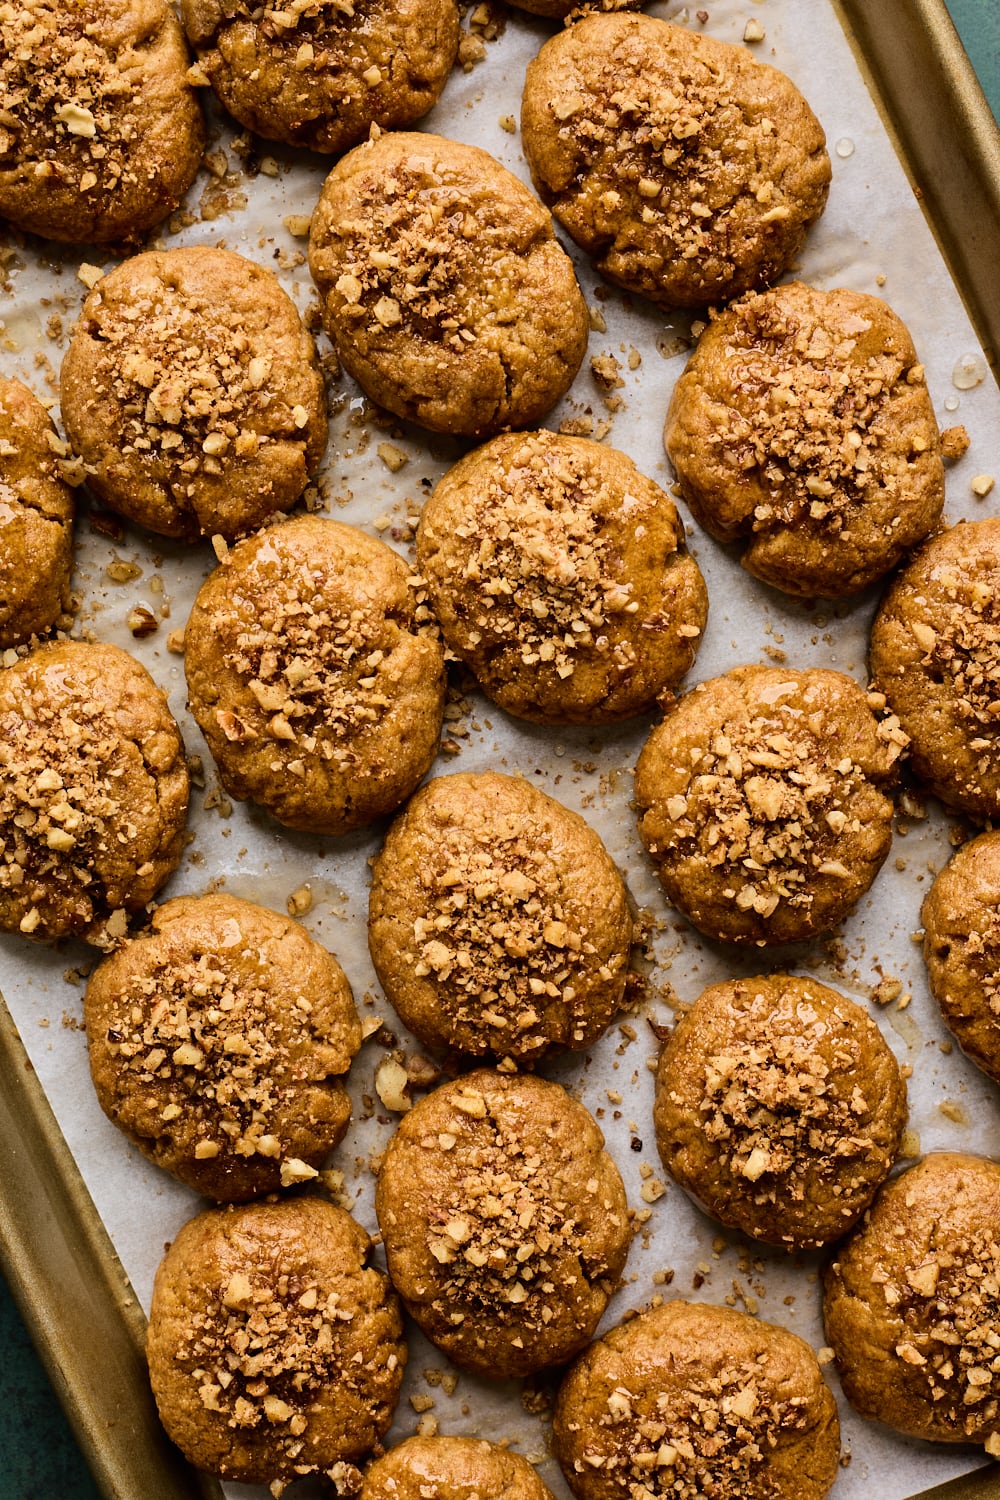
{"left": 180, "top": 0, "right": 460, "bottom": 155}
{"left": 634, "top": 664, "right": 906, "bottom": 946}
{"left": 664, "top": 281, "right": 945, "bottom": 598}
{"left": 824, "top": 1152, "right": 1000, "bottom": 1448}
{"left": 146, "top": 1197, "right": 406, "bottom": 1488}
{"left": 520, "top": 12, "right": 831, "bottom": 308}
{"left": 552, "top": 1299, "right": 840, "bottom": 1500}
{"left": 870, "top": 517, "right": 1000, "bottom": 822}
{"left": 0, "top": 0, "right": 204, "bottom": 245}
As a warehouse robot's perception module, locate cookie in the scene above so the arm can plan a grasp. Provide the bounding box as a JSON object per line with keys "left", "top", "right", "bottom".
{"left": 664, "top": 283, "right": 944, "bottom": 598}
{"left": 181, "top": 0, "right": 459, "bottom": 154}
{"left": 824, "top": 1152, "right": 1000, "bottom": 1447}
{"left": 553, "top": 1300, "right": 840, "bottom": 1500}
{"left": 368, "top": 772, "right": 633, "bottom": 1065}
{"left": 520, "top": 14, "right": 831, "bottom": 308}
{"left": 869, "top": 518, "right": 1000, "bottom": 821}
{"left": 147, "top": 1197, "right": 406, "bottom": 1487}
{"left": 85, "top": 893, "right": 362, "bottom": 1201}
{"left": 375, "top": 1068, "right": 631, "bottom": 1378}
{"left": 922, "top": 830, "right": 1000, "bottom": 1086}
{"left": 60, "top": 247, "right": 327, "bottom": 541}
{"left": 0, "top": 377, "right": 75, "bottom": 648}
{"left": 0, "top": 640, "right": 188, "bottom": 947}
{"left": 183, "top": 515, "right": 445, "bottom": 835}
{"left": 361, "top": 1435, "right": 555, "bottom": 1500}
{"left": 634, "top": 665, "right": 904, "bottom": 945}
{"left": 654, "top": 973, "right": 906, "bottom": 1249}
{"left": 416, "top": 431, "right": 708, "bottom": 724}
{"left": 0, "top": 0, "right": 204, "bottom": 245}
{"left": 308, "top": 131, "right": 589, "bottom": 437}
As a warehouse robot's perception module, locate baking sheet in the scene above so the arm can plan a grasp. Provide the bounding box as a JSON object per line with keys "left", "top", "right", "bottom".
{"left": 2, "top": 1, "right": 1000, "bottom": 1496}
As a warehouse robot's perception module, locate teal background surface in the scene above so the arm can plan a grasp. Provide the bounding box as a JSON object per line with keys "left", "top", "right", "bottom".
{"left": 0, "top": 2, "right": 996, "bottom": 1494}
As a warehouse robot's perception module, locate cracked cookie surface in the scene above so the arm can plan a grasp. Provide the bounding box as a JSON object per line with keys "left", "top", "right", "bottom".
{"left": 85, "top": 892, "right": 362, "bottom": 1201}
{"left": 61, "top": 247, "right": 327, "bottom": 541}
{"left": 376, "top": 1068, "right": 631, "bottom": 1378}
{"left": 665, "top": 283, "right": 944, "bottom": 598}
{"left": 308, "top": 131, "right": 589, "bottom": 437}
{"left": 0, "top": 0, "right": 204, "bottom": 245}
{"left": 416, "top": 430, "right": 707, "bottom": 724}
{"left": 521, "top": 13, "right": 830, "bottom": 308}
{"left": 0, "top": 640, "right": 188, "bottom": 946}
{"left": 634, "top": 664, "right": 904, "bottom": 945}
{"left": 922, "top": 829, "right": 1000, "bottom": 1085}
{"left": 181, "top": 0, "right": 459, "bottom": 154}
{"left": 183, "top": 514, "right": 445, "bottom": 835}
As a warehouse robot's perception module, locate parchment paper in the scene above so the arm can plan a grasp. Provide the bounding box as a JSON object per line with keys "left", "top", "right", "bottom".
{"left": 2, "top": 2, "right": 1000, "bottom": 1496}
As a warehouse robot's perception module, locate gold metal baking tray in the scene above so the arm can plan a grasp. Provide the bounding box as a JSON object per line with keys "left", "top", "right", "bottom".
{"left": 2, "top": 2, "right": 1000, "bottom": 1498}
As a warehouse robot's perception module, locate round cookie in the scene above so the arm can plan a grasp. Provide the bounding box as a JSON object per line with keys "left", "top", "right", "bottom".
{"left": 0, "top": 640, "right": 188, "bottom": 947}
{"left": 375, "top": 1068, "right": 631, "bottom": 1378}
{"left": 824, "top": 1152, "right": 1000, "bottom": 1447}
{"left": 183, "top": 515, "right": 445, "bottom": 835}
{"left": 361, "top": 1436, "right": 555, "bottom": 1500}
{"left": 85, "top": 893, "right": 362, "bottom": 1201}
{"left": 0, "top": 377, "right": 75, "bottom": 648}
{"left": 520, "top": 14, "right": 831, "bottom": 309}
{"left": 654, "top": 973, "right": 907, "bottom": 1249}
{"left": 634, "top": 664, "right": 904, "bottom": 945}
{"left": 181, "top": 0, "right": 459, "bottom": 154}
{"left": 368, "top": 772, "right": 633, "bottom": 1065}
{"left": 922, "top": 830, "right": 1000, "bottom": 1085}
{"left": 664, "top": 283, "right": 944, "bottom": 598}
{"left": 308, "top": 131, "right": 589, "bottom": 438}
{"left": 870, "top": 518, "right": 1000, "bottom": 821}
{"left": 147, "top": 1197, "right": 406, "bottom": 1487}
{"left": 416, "top": 431, "right": 708, "bottom": 724}
{"left": 60, "top": 247, "right": 327, "bottom": 541}
{"left": 0, "top": 0, "right": 204, "bottom": 246}
{"left": 553, "top": 1300, "right": 840, "bottom": 1500}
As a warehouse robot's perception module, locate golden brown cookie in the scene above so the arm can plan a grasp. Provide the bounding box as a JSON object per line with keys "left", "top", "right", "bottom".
{"left": 181, "top": 0, "right": 459, "bottom": 154}
{"left": 0, "top": 640, "right": 188, "bottom": 947}
{"left": 634, "top": 665, "right": 904, "bottom": 945}
{"left": 922, "top": 830, "right": 1000, "bottom": 1086}
{"left": 308, "top": 131, "right": 589, "bottom": 438}
{"left": 375, "top": 1068, "right": 631, "bottom": 1378}
{"left": 654, "top": 973, "right": 906, "bottom": 1249}
{"left": 870, "top": 519, "right": 1000, "bottom": 821}
{"left": 416, "top": 431, "right": 708, "bottom": 724}
{"left": 664, "top": 283, "right": 944, "bottom": 598}
{"left": 553, "top": 1300, "right": 840, "bottom": 1500}
{"left": 520, "top": 14, "right": 831, "bottom": 308}
{"left": 147, "top": 1197, "right": 406, "bottom": 1487}
{"left": 184, "top": 515, "right": 445, "bottom": 835}
{"left": 0, "top": 377, "right": 75, "bottom": 648}
{"left": 60, "top": 247, "right": 327, "bottom": 541}
{"left": 824, "top": 1152, "right": 1000, "bottom": 1447}
{"left": 368, "top": 772, "right": 633, "bottom": 1065}
{"left": 0, "top": 0, "right": 204, "bottom": 245}
{"left": 85, "top": 893, "right": 362, "bottom": 1201}
{"left": 361, "top": 1436, "right": 555, "bottom": 1500}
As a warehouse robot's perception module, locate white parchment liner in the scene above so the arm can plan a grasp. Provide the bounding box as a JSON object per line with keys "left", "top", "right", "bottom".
{"left": 1, "top": 2, "right": 1000, "bottom": 1495}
